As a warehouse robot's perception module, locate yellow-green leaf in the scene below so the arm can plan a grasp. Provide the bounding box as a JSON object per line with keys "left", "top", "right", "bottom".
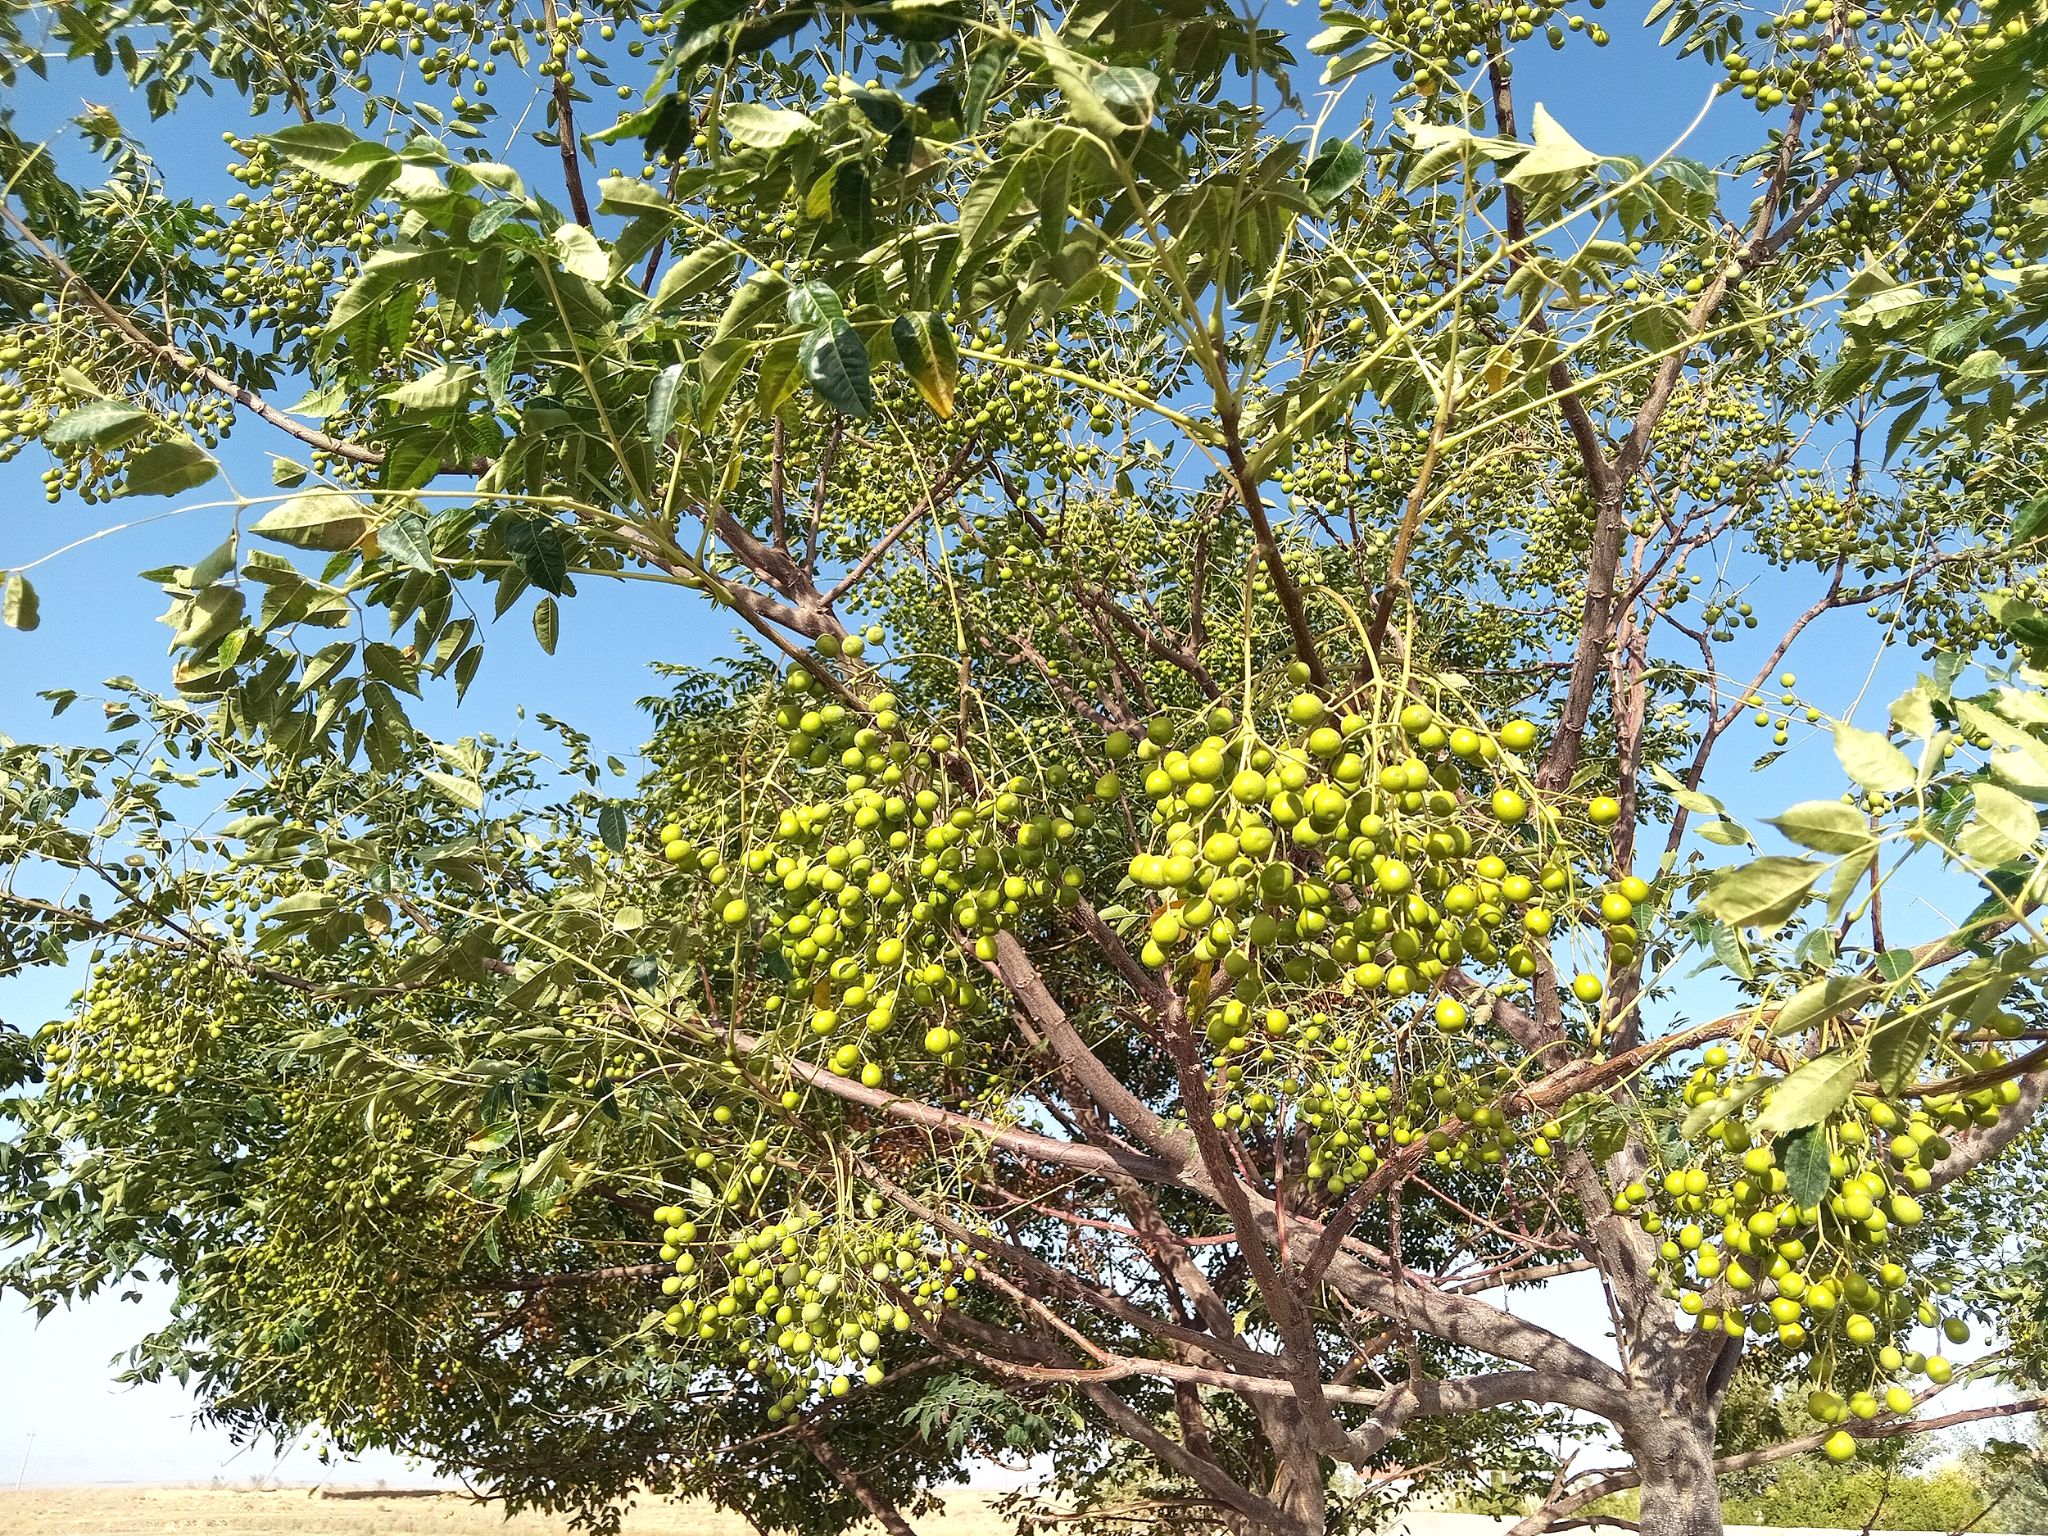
{"left": 891, "top": 312, "right": 959, "bottom": 419}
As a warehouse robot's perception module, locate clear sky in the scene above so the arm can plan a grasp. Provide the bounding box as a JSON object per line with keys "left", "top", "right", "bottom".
{"left": 0, "top": 0, "right": 1978, "bottom": 1491}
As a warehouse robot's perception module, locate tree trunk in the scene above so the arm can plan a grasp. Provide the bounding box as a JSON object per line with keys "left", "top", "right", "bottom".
{"left": 1265, "top": 1450, "right": 1326, "bottom": 1536}
{"left": 1627, "top": 1411, "right": 1722, "bottom": 1536}
{"left": 1245, "top": 1397, "right": 1327, "bottom": 1536}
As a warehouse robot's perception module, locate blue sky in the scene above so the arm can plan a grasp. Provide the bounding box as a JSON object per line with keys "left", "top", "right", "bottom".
{"left": 0, "top": 0, "right": 1978, "bottom": 1489}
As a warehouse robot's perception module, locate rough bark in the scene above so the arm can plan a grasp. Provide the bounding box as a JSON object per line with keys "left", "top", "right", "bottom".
{"left": 1627, "top": 1410, "right": 1724, "bottom": 1536}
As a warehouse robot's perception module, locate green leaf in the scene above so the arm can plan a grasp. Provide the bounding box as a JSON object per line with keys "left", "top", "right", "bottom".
{"left": 648, "top": 245, "right": 740, "bottom": 311}
{"left": 2012, "top": 494, "right": 2048, "bottom": 548}
{"left": 596, "top": 174, "right": 671, "bottom": 215}
{"left": 1780, "top": 1124, "right": 1831, "bottom": 1207}
{"left": 552, "top": 223, "right": 610, "bottom": 283}
{"left": 721, "top": 103, "right": 813, "bottom": 150}
{"left": 709, "top": 267, "right": 789, "bottom": 349}
{"left": 423, "top": 770, "right": 484, "bottom": 812}
{"left": 1769, "top": 976, "right": 1879, "bottom": 1038}
{"left": 786, "top": 280, "right": 846, "bottom": 329}
{"left": 1755, "top": 1050, "right": 1859, "bottom": 1136}
{"left": 962, "top": 41, "right": 1016, "bottom": 133}
{"left": 1701, "top": 856, "right": 1822, "bottom": 932}
{"left": 1696, "top": 817, "right": 1753, "bottom": 847}
{"left": 46, "top": 400, "right": 153, "bottom": 449}
{"left": 1959, "top": 780, "right": 2040, "bottom": 865}
{"left": 376, "top": 514, "right": 436, "bottom": 574}
{"left": 118, "top": 440, "right": 216, "bottom": 498}
{"left": 252, "top": 493, "right": 372, "bottom": 551}
{"left": 267, "top": 123, "right": 394, "bottom": 183}
{"left": 1, "top": 571, "right": 40, "bottom": 632}
{"left": 1765, "top": 800, "right": 1875, "bottom": 855}
{"left": 532, "top": 596, "right": 560, "bottom": 655}
{"left": 1833, "top": 722, "right": 1916, "bottom": 794}
{"left": 598, "top": 803, "right": 628, "bottom": 854}
{"left": 1304, "top": 138, "right": 1367, "bottom": 207}
{"left": 801, "top": 321, "right": 874, "bottom": 418}
{"left": 504, "top": 519, "right": 571, "bottom": 595}
{"left": 648, "top": 363, "right": 685, "bottom": 446}
{"left": 891, "top": 312, "right": 958, "bottom": 419}
{"left": 387, "top": 363, "right": 476, "bottom": 411}
{"left": 1867, "top": 1012, "right": 1932, "bottom": 1095}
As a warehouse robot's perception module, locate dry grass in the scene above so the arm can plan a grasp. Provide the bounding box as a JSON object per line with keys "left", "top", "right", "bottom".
{"left": 0, "top": 1485, "right": 1014, "bottom": 1536}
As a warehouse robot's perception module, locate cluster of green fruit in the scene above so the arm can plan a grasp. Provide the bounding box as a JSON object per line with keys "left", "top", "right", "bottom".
{"left": 646, "top": 1201, "right": 977, "bottom": 1416}
{"left": 203, "top": 142, "right": 387, "bottom": 348}
{"left": 1624, "top": 1046, "right": 2021, "bottom": 1435}
{"left": 1099, "top": 680, "right": 1649, "bottom": 1169}
{"left": 0, "top": 308, "right": 239, "bottom": 504}
{"left": 1322, "top": 0, "right": 1610, "bottom": 89}
{"left": 1753, "top": 5, "right": 2021, "bottom": 280}
{"left": 330, "top": 0, "right": 645, "bottom": 98}
{"left": 42, "top": 951, "right": 243, "bottom": 1097}
{"left": 659, "top": 671, "right": 1094, "bottom": 1091}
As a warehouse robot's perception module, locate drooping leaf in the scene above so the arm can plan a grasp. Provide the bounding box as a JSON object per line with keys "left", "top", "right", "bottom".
{"left": 1867, "top": 1011, "right": 1933, "bottom": 1094}
{"left": 1780, "top": 1124, "right": 1832, "bottom": 1207}
{"left": 801, "top": 321, "right": 874, "bottom": 418}
{"left": 1, "top": 571, "right": 40, "bottom": 632}
{"left": 532, "top": 596, "right": 560, "bottom": 655}
{"left": 504, "top": 519, "right": 572, "bottom": 595}
{"left": 962, "top": 41, "right": 1016, "bottom": 133}
{"left": 891, "top": 312, "right": 959, "bottom": 419}
{"left": 647, "top": 363, "right": 685, "bottom": 446}
{"left": 252, "top": 493, "right": 373, "bottom": 551}
{"left": 118, "top": 440, "right": 216, "bottom": 498}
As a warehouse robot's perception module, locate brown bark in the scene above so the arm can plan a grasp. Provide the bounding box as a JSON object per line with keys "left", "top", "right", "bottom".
{"left": 798, "top": 1425, "right": 918, "bottom": 1536}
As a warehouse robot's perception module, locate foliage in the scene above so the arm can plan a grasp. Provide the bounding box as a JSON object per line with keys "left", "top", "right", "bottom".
{"left": 5, "top": 2, "right": 2048, "bottom": 1535}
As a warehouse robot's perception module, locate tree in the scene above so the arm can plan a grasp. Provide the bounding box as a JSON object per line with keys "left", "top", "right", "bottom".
{"left": 6, "top": 2, "right": 2048, "bottom": 1533}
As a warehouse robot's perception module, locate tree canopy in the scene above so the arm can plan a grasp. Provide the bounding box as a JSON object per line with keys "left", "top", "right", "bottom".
{"left": 7, "top": 2, "right": 2048, "bottom": 1534}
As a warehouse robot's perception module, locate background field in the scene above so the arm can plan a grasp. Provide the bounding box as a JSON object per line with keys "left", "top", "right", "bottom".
{"left": 0, "top": 1489, "right": 2016, "bottom": 1536}
{"left": 0, "top": 1486, "right": 1013, "bottom": 1536}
